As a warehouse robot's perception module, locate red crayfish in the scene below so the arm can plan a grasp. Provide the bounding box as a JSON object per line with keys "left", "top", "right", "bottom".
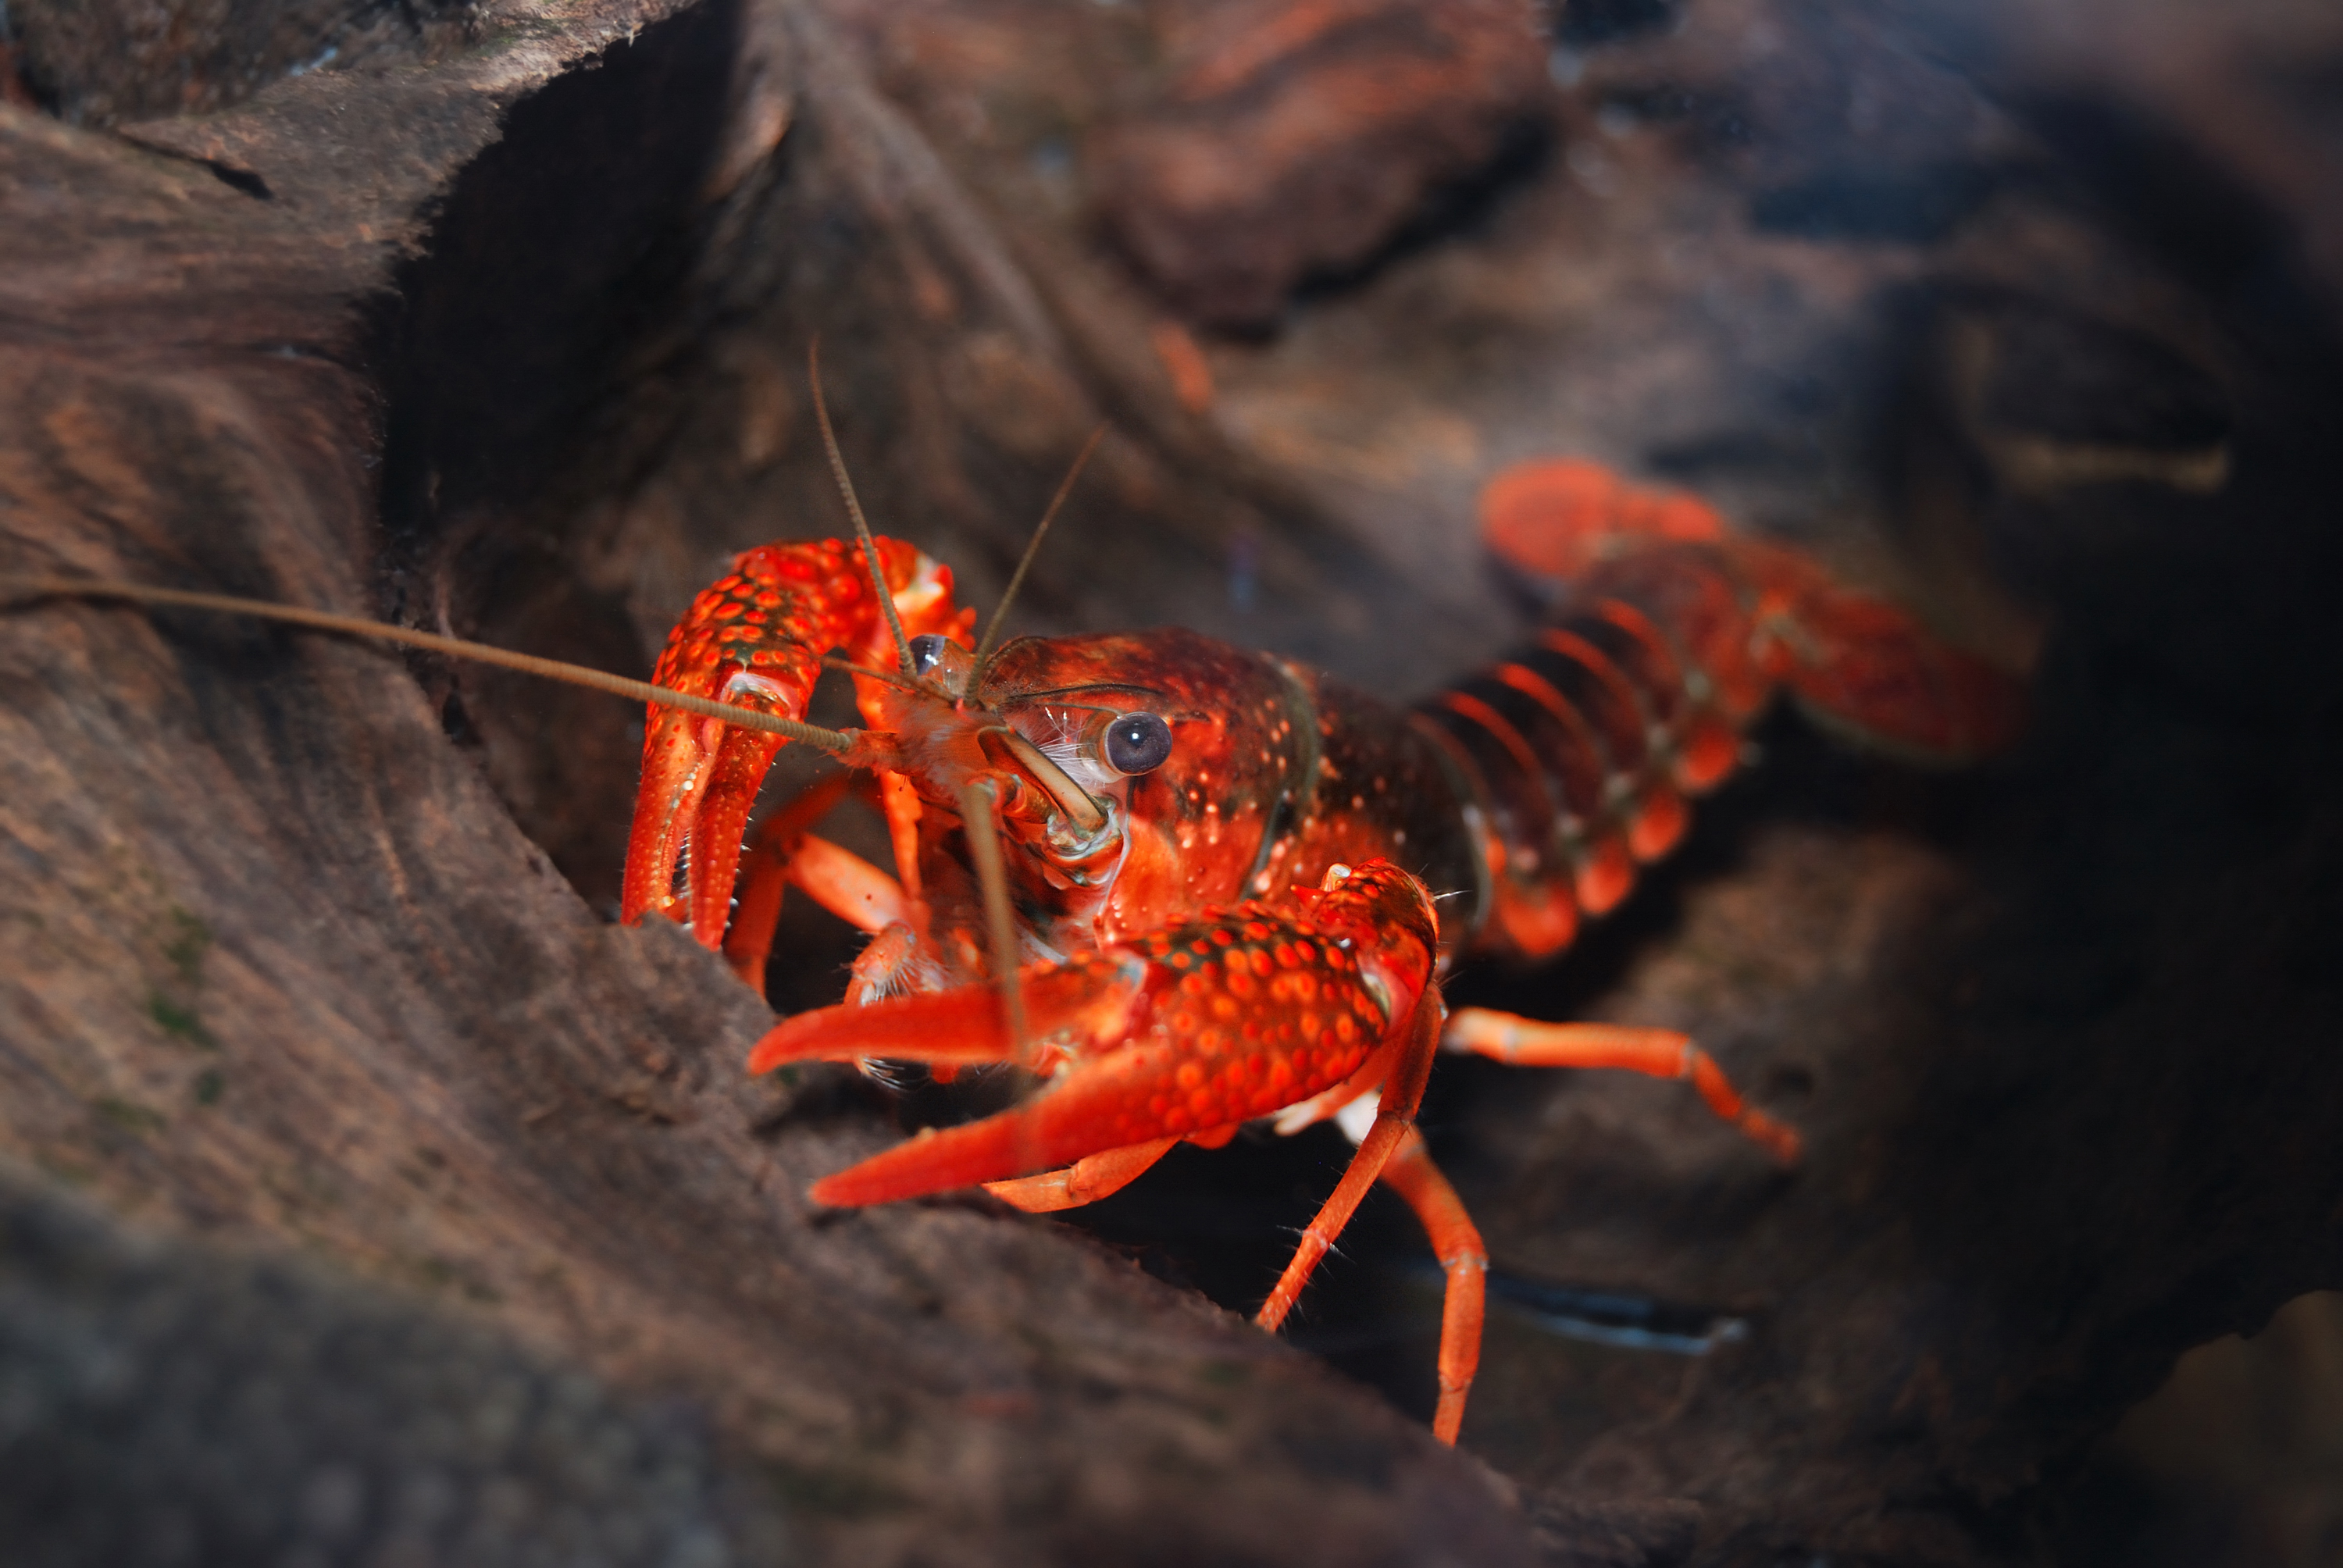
{"left": 4, "top": 411, "right": 2020, "bottom": 1445}
{"left": 618, "top": 436, "right": 2024, "bottom": 1444}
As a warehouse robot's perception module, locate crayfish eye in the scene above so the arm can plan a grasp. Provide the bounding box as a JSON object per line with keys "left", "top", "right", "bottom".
{"left": 908, "top": 634, "right": 950, "bottom": 679}
{"left": 1104, "top": 711, "right": 1173, "bottom": 775}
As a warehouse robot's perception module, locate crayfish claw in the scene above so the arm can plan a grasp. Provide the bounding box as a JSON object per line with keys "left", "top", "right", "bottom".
{"left": 619, "top": 536, "right": 965, "bottom": 947}
{"left": 982, "top": 1137, "right": 1180, "bottom": 1213}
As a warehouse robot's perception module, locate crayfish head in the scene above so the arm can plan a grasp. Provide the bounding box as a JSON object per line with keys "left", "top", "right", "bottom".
{"left": 956, "top": 628, "right": 1309, "bottom": 945}
{"left": 858, "top": 654, "right": 1132, "bottom": 945}
{"left": 868, "top": 624, "right": 1337, "bottom": 962}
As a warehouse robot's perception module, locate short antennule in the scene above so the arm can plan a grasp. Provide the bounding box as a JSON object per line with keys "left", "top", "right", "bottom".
{"left": 808, "top": 336, "right": 916, "bottom": 678}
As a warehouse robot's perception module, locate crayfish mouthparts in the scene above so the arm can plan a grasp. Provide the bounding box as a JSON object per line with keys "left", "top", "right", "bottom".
{"left": 836, "top": 728, "right": 907, "bottom": 773}
{"left": 976, "top": 725, "right": 1108, "bottom": 835}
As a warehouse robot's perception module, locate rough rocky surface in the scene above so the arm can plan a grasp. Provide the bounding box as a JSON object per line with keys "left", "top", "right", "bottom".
{"left": 0, "top": 1165, "right": 794, "bottom": 1566}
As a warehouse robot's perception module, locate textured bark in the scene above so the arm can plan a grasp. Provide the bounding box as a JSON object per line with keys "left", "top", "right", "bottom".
{"left": 3, "top": 1, "right": 2342, "bottom": 1565}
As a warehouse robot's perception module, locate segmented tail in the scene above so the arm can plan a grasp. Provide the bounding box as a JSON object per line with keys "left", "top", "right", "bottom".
{"left": 1419, "top": 461, "right": 2024, "bottom": 960}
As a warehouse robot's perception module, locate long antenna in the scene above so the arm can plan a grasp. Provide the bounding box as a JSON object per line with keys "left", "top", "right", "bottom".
{"left": 808, "top": 336, "right": 915, "bottom": 676}
{"left": 0, "top": 575, "right": 859, "bottom": 754}
{"left": 971, "top": 423, "right": 1107, "bottom": 680}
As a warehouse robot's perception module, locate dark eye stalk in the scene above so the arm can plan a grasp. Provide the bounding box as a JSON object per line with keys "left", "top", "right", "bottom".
{"left": 1104, "top": 711, "right": 1173, "bottom": 775}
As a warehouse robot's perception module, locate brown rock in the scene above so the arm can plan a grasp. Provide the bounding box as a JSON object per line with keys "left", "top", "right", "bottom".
{"left": 1091, "top": 0, "right": 1553, "bottom": 329}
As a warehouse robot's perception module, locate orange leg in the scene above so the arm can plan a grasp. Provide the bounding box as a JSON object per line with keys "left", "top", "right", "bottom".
{"left": 728, "top": 824, "right": 911, "bottom": 993}
{"left": 1445, "top": 1007, "right": 1801, "bottom": 1165}
{"left": 1256, "top": 997, "right": 1443, "bottom": 1338}
{"left": 724, "top": 767, "right": 919, "bottom": 999}
{"left": 876, "top": 768, "right": 926, "bottom": 908}
{"left": 764, "top": 858, "right": 1444, "bottom": 1199}
{"left": 842, "top": 921, "right": 948, "bottom": 1007}
{"left": 724, "top": 772, "right": 856, "bottom": 993}
{"left": 789, "top": 836, "right": 911, "bottom": 933}
{"left": 1376, "top": 1126, "right": 1487, "bottom": 1445}
{"left": 984, "top": 1137, "right": 1181, "bottom": 1213}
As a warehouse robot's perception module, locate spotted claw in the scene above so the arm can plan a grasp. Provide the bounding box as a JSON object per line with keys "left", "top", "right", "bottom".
{"left": 748, "top": 860, "right": 1443, "bottom": 1210}
{"left": 621, "top": 536, "right": 964, "bottom": 946}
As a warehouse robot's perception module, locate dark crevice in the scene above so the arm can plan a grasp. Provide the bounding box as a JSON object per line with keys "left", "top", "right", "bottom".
{"left": 108, "top": 137, "right": 280, "bottom": 201}
{"left": 373, "top": 0, "right": 738, "bottom": 537}
{"left": 204, "top": 160, "right": 274, "bottom": 200}
{"left": 366, "top": 0, "right": 740, "bottom": 903}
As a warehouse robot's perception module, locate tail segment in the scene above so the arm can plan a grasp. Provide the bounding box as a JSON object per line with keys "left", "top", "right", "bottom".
{"left": 1432, "top": 460, "right": 2025, "bottom": 961}
{"left": 1730, "top": 540, "right": 2027, "bottom": 763}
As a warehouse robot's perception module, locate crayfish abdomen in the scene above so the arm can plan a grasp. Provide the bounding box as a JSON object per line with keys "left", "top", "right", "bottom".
{"left": 1416, "top": 461, "right": 2020, "bottom": 965}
